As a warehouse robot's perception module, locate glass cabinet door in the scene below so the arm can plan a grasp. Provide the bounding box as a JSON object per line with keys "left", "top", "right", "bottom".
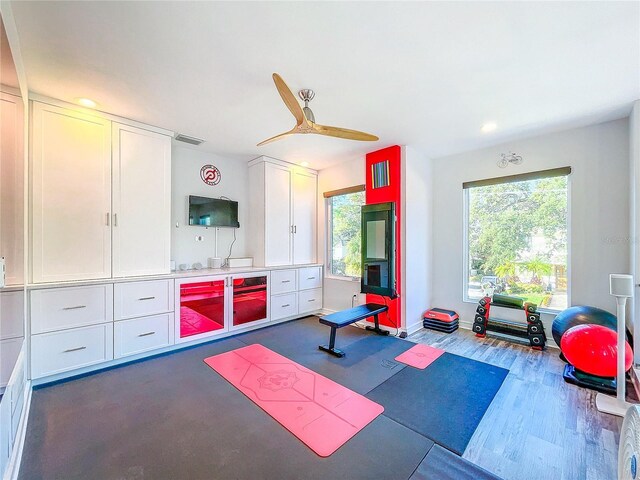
{"left": 178, "top": 278, "right": 226, "bottom": 339}
{"left": 231, "top": 274, "right": 268, "bottom": 329}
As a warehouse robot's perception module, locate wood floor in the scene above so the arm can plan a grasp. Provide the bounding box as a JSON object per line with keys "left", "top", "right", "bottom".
{"left": 408, "top": 327, "right": 621, "bottom": 480}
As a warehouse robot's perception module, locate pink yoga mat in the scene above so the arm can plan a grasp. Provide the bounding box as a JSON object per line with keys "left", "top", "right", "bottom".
{"left": 204, "top": 344, "right": 384, "bottom": 457}
{"left": 395, "top": 343, "right": 445, "bottom": 369}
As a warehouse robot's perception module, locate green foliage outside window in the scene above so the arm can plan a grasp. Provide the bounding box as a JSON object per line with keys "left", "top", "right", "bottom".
{"left": 467, "top": 176, "right": 568, "bottom": 309}
{"left": 330, "top": 191, "right": 365, "bottom": 277}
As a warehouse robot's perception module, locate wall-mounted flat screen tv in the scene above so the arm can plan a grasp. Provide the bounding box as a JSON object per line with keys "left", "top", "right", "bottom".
{"left": 188, "top": 195, "right": 240, "bottom": 228}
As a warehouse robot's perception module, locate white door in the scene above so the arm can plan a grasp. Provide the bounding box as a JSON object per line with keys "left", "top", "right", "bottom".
{"left": 112, "top": 123, "right": 171, "bottom": 277}
{"left": 0, "top": 92, "right": 24, "bottom": 286}
{"left": 31, "top": 102, "right": 112, "bottom": 283}
{"left": 264, "top": 163, "right": 292, "bottom": 266}
{"left": 292, "top": 170, "right": 317, "bottom": 265}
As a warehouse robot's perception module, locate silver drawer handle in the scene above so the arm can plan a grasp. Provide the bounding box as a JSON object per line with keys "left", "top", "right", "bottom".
{"left": 282, "top": 304, "right": 290, "bottom": 307}
{"left": 138, "top": 296, "right": 156, "bottom": 301}
{"left": 308, "top": 299, "right": 315, "bottom": 302}
{"left": 63, "top": 346, "right": 86, "bottom": 353}
{"left": 281, "top": 280, "right": 290, "bottom": 283}
{"left": 63, "top": 305, "right": 86, "bottom": 310}
{"left": 307, "top": 277, "right": 315, "bottom": 280}
{"left": 138, "top": 331, "right": 156, "bottom": 337}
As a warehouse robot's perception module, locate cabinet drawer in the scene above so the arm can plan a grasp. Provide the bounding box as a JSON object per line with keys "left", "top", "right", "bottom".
{"left": 0, "top": 337, "right": 23, "bottom": 387}
{"left": 270, "top": 269, "right": 297, "bottom": 295}
{"left": 0, "top": 290, "right": 24, "bottom": 340}
{"left": 31, "top": 323, "right": 113, "bottom": 379}
{"left": 270, "top": 293, "right": 298, "bottom": 321}
{"left": 298, "top": 288, "right": 323, "bottom": 314}
{"left": 114, "top": 279, "right": 174, "bottom": 320}
{"left": 298, "top": 266, "right": 322, "bottom": 290}
{"left": 114, "top": 313, "right": 173, "bottom": 359}
{"left": 30, "top": 284, "right": 113, "bottom": 334}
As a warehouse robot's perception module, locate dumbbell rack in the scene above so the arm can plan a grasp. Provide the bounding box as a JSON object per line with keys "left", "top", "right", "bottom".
{"left": 472, "top": 296, "right": 547, "bottom": 350}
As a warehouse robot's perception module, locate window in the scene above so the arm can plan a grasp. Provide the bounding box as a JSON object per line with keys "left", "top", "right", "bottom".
{"left": 326, "top": 189, "right": 366, "bottom": 278}
{"left": 464, "top": 169, "right": 569, "bottom": 311}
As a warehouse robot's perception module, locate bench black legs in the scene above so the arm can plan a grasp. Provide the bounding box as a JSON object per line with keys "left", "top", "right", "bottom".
{"left": 365, "top": 314, "right": 390, "bottom": 337}
{"left": 319, "top": 314, "right": 390, "bottom": 357}
{"left": 319, "top": 327, "right": 345, "bottom": 358}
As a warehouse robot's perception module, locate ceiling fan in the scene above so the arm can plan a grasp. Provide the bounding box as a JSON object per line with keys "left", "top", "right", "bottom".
{"left": 257, "top": 73, "right": 379, "bottom": 146}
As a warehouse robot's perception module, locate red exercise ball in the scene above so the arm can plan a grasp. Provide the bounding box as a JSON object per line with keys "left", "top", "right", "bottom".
{"left": 561, "top": 324, "right": 633, "bottom": 377}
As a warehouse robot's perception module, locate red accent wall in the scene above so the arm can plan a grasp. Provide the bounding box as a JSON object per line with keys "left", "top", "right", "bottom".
{"left": 365, "top": 145, "right": 402, "bottom": 328}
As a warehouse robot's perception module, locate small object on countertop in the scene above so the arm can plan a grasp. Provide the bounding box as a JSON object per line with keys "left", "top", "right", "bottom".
{"left": 178, "top": 263, "right": 188, "bottom": 271}
{"left": 192, "top": 262, "right": 203, "bottom": 270}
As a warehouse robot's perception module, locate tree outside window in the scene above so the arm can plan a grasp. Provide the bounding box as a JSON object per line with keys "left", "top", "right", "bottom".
{"left": 328, "top": 191, "right": 365, "bottom": 277}
{"left": 466, "top": 175, "right": 568, "bottom": 311}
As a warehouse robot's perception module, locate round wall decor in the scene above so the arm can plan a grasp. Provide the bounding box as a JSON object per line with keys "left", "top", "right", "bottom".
{"left": 200, "top": 164, "right": 221, "bottom": 186}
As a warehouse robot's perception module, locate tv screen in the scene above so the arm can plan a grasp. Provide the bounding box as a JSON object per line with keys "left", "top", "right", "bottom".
{"left": 188, "top": 196, "right": 240, "bottom": 228}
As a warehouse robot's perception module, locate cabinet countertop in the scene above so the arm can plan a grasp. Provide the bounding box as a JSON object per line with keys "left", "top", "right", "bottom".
{"left": 25, "top": 264, "right": 324, "bottom": 290}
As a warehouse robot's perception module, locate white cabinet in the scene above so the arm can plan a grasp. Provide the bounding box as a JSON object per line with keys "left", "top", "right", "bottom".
{"left": 30, "top": 101, "right": 172, "bottom": 283}
{"left": 0, "top": 290, "right": 24, "bottom": 389}
{"left": 298, "top": 288, "right": 323, "bottom": 315}
{"left": 292, "top": 170, "right": 317, "bottom": 265}
{"left": 270, "top": 292, "right": 298, "bottom": 321}
{"left": 112, "top": 123, "right": 171, "bottom": 277}
{"left": 31, "top": 323, "right": 114, "bottom": 378}
{"left": 31, "top": 101, "right": 112, "bottom": 283}
{"left": 114, "top": 313, "right": 173, "bottom": 359}
{"left": 30, "top": 284, "right": 113, "bottom": 334}
{"left": 248, "top": 157, "right": 317, "bottom": 267}
{"left": 114, "top": 279, "right": 174, "bottom": 320}
{"left": 298, "top": 266, "right": 322, "bottom": 291}
{"left": 0, "top": 92, "right": 24, "bottom": 286}
{"left": 270, "top": 269, "right": 297, "bottom": 295}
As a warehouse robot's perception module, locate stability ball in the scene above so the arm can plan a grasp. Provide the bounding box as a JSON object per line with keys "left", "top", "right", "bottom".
{"left": 552, "top": 306, "right": 619, "bottom": 346}
{"left": 560, "top": 324, "right": 632, "bottom": 378}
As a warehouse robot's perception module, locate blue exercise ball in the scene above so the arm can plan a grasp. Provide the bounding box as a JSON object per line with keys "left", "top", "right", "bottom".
{"left": 552, "top": 305, "right": 619, "bottom": 347}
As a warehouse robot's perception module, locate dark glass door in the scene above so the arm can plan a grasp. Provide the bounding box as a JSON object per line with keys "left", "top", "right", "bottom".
{"left": 231, "top": 275, "right": 268, "bottom": 328}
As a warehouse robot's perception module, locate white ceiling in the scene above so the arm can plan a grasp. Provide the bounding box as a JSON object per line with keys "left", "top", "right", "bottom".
{"left": 10, "top": 1, "right": 640, "bottom": 169}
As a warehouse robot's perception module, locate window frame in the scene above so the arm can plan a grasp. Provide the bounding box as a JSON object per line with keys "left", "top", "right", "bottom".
{"left": 462, "top": 171, "right": 572, "bottom": 314}
{"left": 325, "top": 187, "right": 365, "bottom": 282}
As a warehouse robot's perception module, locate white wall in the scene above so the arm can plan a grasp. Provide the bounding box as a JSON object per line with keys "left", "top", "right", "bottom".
{"left": 317, "top": 156, "right": 365, "bottom": 312}
{"left": 430, "top": 119, "right": 631, "bottom": 344}
{"left": 171, "top": 146, "right": 248, "bottom": 268}
{"left": 402, "top": 146, "right": 433, "bottom": 333}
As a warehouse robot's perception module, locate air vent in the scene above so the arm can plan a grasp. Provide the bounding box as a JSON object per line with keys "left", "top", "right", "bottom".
{"left": 175, "top": 134, "right": 204, "bottom": 146}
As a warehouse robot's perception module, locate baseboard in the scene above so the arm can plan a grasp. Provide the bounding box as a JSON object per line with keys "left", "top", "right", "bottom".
{"left": 4, "top": 381, "right": 31, "bottom": 480}
{"left": 406, "top": 321, "right": 423, "bottom": 336}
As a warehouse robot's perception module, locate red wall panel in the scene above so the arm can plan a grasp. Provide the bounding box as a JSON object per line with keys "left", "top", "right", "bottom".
{"left": 365, "top": 145, "right": 402, "bottom": 329}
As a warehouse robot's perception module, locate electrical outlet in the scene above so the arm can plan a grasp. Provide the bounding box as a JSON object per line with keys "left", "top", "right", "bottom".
{"left": 195, "top": 235, "right": 204, "bottom": 242}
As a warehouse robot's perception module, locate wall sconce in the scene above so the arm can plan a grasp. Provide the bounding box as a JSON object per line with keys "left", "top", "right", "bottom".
{"left": 497, "top": 152, "right": 523, "bottom": 168}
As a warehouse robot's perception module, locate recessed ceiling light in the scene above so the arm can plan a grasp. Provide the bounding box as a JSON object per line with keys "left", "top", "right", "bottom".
{"left": 300, "top": 161, "right": 309, "bottom": 167}
{"left": 77, "top": 98, "right": 97, "bottom": 108}
{"left": 481, "top": 122, "right": 497, "bottom": 133}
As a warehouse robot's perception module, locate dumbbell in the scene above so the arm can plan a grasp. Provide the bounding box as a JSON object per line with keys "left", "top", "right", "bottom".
{"left": 527, "top": 312, "right": 540, "bottom": 323}
{"left": 528, "top": 334, "right": 545, "bottom": 347}
{"left": 477, "top": 305, "right": 488, "bottom": 315}
{"left": 472, "top": 322, "right": 486, "bottom": 335}
{"left": 474, "top": 314, "right": 486, "bottom": 324}
{"left": 479, "top": 298, "right": 489, "bottom": 307}
{"left": 527, "top": 322, "right": 544, "bottom": 335}
{"left": 525, "top": 303, "right": 538, "bottom": 313}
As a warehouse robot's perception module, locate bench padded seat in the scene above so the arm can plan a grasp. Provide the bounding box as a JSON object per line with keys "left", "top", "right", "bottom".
{"left": 319, "top": 303, "right": 388, "bottom": 328}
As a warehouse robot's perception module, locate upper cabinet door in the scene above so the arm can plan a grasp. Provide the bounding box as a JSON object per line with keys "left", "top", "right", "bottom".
{"left": 292, "top": 170, "right": 317, "bottom": 265}
{"left": 264, "top": 163, "right": 292, "bottom": 266}
{"left": 0, "top": 92, "right": 24, "bottom": 286}
{"left": 31, "top": 102, "right": 112, "bottom": 283}
{"left": 112, "top": 123, "right": 171, "bottom": 277}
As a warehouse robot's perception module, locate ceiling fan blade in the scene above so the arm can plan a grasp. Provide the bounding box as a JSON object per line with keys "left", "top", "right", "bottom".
{"left": 312, "top": 123, "right": 379, "bottom": 142}
{"left": 257, "top": 128, "right": 296, "bottom": 146}
{"left": 272, "top": 73, "right": 307, "bottom": 126}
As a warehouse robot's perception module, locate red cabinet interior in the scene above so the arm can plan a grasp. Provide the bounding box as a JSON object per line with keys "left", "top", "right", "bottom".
{"left": 232, "top": 276, "right": 267, "bottom": 327}
{"left": 179, "top": 280, "right": 226, "bottom": 338}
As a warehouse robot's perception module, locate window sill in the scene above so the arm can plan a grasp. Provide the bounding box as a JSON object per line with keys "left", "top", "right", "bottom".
{"left": 461, "top": 298, "right": 562, "bottom": 315}
{"left": 325, "top": 274, "right": 361, "bottom": 283}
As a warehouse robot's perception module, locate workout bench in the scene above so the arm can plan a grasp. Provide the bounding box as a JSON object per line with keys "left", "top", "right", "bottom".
{"left": 318, "top": 303, "right": 390, "bottom": 357}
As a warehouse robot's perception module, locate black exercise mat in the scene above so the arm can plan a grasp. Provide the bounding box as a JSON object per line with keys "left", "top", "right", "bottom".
{"left": 20, "top": 333, "right": 433, "bottom": 480}
{"left": 410, "top": 444, "right": 503, "bottom": 480}
{"left": 366, "top": 352, "right": 508, "bottom": 455}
